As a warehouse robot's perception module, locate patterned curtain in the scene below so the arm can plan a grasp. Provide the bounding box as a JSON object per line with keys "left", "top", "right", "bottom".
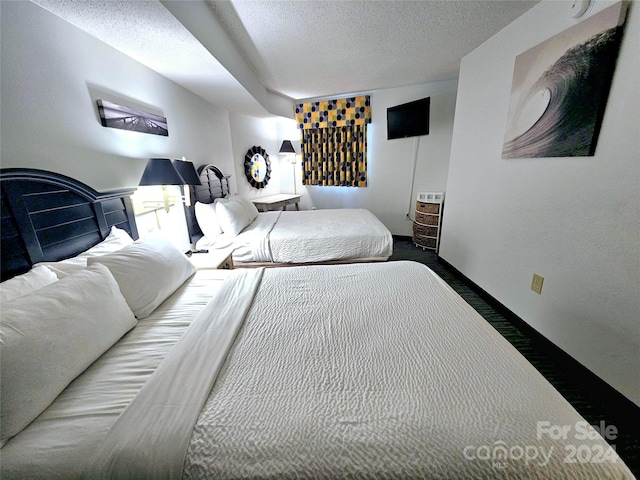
{"left": 295, "top": 96, "right": 371, "bottom": 187}
{"left": 301, "top": 125, "right": 367, "bottom": 187}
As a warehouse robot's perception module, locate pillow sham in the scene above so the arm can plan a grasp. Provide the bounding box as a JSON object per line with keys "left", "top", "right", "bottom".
{"left": 233, "top": 196, "right": 259, "bottom": 222}
{"left": 36, "top": 226, "right": 135, "bottom": 278}
{"left": 0, "top": 263, "right": 137, "bottom": 446}
{"left": 216, "top": 198, "right": 251, "bottom": 236}
{"left": 0, "top": 265, "right": 58, "bottom": 303}
{"left": 84, "top": 225, "right": 135, "bottom": 255}
{"left": 195, "top": 201, "right": 223, "bottom": 238}
{"left": 88, "top": 235, "right": 196, "bottom": 319}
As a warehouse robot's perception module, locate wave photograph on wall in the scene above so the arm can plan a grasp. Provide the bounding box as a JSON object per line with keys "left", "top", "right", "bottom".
{"left": 502, "top": 2, "right": 628, "bottom": 159}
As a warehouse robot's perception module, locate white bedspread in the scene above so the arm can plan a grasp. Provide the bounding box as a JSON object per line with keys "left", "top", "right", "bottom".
{"left": 268, "top": 209, "right": 392, "bottom": 263}
{"left": 197, "top": 209, "right": 393, "bottom": 264}
{"left": 178, "top": 262, "right": 633, "bottom": 479}
{"left": 2, "top": 262, "right": 633, "bottom": 479}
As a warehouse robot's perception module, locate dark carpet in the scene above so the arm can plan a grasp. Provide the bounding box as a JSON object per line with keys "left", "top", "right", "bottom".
{"left": 390, "top": 236, "right": 639, "bottom": 476}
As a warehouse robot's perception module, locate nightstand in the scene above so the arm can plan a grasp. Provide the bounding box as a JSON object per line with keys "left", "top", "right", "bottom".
{"left": 188, "top": 247, "right": 234, "bottom": 270}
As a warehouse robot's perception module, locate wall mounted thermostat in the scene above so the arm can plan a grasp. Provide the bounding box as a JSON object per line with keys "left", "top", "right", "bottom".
{"left": 571, "top": 0, "right": 593, "bottom": 18}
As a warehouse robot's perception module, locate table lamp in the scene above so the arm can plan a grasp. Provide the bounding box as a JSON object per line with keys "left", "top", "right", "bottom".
{"left": 279, "top": 140, "right": 297, "bottom": 194}
{"left": 139, "top": 158, "right": 186, "bottom": 212}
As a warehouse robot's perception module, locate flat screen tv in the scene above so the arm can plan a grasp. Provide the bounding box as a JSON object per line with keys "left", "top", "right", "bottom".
{"left": 387, "top": 97, "right": 430, "bottom": 140}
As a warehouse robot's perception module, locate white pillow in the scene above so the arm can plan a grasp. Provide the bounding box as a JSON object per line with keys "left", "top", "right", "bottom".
{"left": 0, "top": 265, "right": 58, "bottom": 303}
{"left": 216, "top": 198, "right": 251, "bottom": 236}
{"left": 83, "top": 225, "right": 135, "bottom": 256}
{"left": 88, "top": 235, "right": 196, "bottom": 319}
{"left": 234, "top": 196, "right": 259, "bottom": 222}
{"left": 36, "top": 226, "right": 135, "bottom": 278}
{"left": 194, "top": 201, "right": 223, "bottom": 238}
{"left": 0, "top": 263, "right": 137, "bottom": 445}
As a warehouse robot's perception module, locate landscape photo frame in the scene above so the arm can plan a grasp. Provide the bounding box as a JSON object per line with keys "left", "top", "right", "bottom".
{"left": 97, "top": 99, "right": 168, "bottom": 136}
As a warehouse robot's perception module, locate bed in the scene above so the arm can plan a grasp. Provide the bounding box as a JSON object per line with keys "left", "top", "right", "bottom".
{"left": 1, "top": 169, "right": 635, "bottom": 479}
{"left": 185, "top": 164, "right": 393, "bottom": 265}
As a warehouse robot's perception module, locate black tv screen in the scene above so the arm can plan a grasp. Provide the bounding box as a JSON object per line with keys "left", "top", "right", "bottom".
{"left": 387, "top": 97, "right": 430, "bottom": 140}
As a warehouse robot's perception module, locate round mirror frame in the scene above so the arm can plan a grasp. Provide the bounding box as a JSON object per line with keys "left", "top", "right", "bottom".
{"left": 244, "top": 146, "right": 271, "bottom": 189}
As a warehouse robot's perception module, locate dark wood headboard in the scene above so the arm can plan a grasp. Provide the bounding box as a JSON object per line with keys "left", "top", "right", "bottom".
{"left": 1, "top": 168, "right": 138, "bottom": 281}
{"left": 184, "top": 164, "right": 230, "bottom": 245}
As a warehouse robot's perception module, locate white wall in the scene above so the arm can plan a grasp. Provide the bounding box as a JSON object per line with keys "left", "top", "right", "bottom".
{"left": 440, "top": 0, "right": 639, "bottom": 406}
{"left": 297, "top": 82, "right": 458, "bottom": 235}
{"left": 227, "top": 113, "right": 284, "bottom": 198}
{"left": 0, "top": 1, "right": 234, "bottom": 191}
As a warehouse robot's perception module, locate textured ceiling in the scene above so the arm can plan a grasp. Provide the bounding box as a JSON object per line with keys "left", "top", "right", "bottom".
{"left": 32, "top": 0, "right": 268, "bottom": 116}
{"left": 31, "top": 0, "right": 539, "bottom": 115}
{"left": 210, "top": 0, "right": 539, "bottom": 100}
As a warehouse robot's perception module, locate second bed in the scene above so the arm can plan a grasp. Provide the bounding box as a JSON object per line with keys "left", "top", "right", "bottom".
{"left": 187, "top": 164, "right": 393, "bottom": 265}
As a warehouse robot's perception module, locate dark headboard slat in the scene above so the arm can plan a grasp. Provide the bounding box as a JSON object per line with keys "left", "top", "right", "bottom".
{"left": 1, "top": 168, "right": 138, "bottom": 281}
{"left": 23, "top": 189, "right": 89, "bottom": 211}
{"left": 194, "top": 164, "right": 230, "bottom": 204}
{"left": 0, "top": 193, "right": 31, "bottom": 275}
{"left": 37, "top": 217, "right": 101, "bottom": 250}
{"left": 41, "top": 231, "right": 103, "bottom": 262}
{"left": 30, "top": 204, "right": 95, "bottom": 230}
{"left": 104, "top": 209, "right": 130, "bottom": 229}
{"left": 0, "top": 230, "right": 31, "bottom": 280}
{"left": 3, "top": 182, "right": 47, "bottom": 265}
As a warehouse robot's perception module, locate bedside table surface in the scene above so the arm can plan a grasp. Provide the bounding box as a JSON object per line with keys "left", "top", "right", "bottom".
{"left": 188, "top": 247, "right": 235, "bottom": 270}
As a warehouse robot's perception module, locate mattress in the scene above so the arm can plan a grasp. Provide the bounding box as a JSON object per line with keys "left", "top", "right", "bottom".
{"left": 197, "top": 208, "right": 393, "bottom": 264}
{"left": 2, "top": 262, "right": 632, "bottom": 479}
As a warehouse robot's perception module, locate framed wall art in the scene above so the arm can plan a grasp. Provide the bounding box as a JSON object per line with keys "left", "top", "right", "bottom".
{"left": 97, "top": 99, "right": 168, "bottom": 136}
{"left": 502, "top": 2, "right": 628, "bottom": 158}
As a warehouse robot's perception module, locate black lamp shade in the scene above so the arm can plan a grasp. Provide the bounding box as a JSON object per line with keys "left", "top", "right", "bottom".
{"left": 172, "top": 159, "right": 202, "bottom": 186}
{"left": 278, "top": 140, "right": 296, "bottom": 154}
{"left": 139, "top": 158, "right": 185, "bottom": 186}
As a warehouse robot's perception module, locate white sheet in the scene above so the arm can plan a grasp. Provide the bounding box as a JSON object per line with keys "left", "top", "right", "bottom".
{"left": 88, "top": 269, "right": 264, "bottom": 480}
{"left": 197, "top": 209, "right": 393, "bottom": 264}
{"left": 0, "top": 269, "right": 230, "bottom": 480}
{"left": 196, "top": 211, "right": 278, "bottom": 262}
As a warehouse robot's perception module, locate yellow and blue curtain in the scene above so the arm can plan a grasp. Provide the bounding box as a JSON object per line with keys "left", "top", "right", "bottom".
{"left": 295, "top": 96, "right": 371, "bottom": 187}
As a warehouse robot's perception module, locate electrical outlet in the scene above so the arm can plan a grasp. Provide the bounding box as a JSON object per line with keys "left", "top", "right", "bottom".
{"left": 531, "top": 274, "right": 544, "bottom": 295}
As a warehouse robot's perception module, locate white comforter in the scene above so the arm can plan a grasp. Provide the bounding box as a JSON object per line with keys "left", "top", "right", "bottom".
{"left": 11, "top": 262, "right": 629, "bottom": 479}
{"left": 198, "top": 208, "right": 393, "bottom": 264}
